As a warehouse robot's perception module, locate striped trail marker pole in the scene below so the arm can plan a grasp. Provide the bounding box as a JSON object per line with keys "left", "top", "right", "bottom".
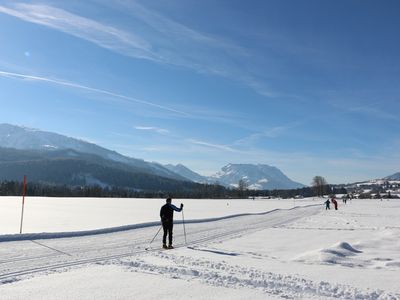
{"left": 19, "top": 175, "right": 27, "bottom": 234}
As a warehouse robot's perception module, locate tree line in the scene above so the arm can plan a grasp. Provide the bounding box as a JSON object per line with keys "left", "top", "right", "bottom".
{"left": 0, "top": 178, "right": 346, "bottom": 199}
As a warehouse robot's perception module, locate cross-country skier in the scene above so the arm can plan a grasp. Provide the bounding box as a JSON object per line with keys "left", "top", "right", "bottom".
{"left": 160, "top": 197, "right": 183, "bottom": 249}
{"left": 324, "top": 199, "right": 331, "bottom": 210}
{"left": 331, "top": 198, "right": 338, "bottom": 210}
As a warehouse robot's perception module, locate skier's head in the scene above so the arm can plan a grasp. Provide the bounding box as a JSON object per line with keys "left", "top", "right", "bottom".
{"left": 166, "top": 197, "right": 172, "bottom": 204}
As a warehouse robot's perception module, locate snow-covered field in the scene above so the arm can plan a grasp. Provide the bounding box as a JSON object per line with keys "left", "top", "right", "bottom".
{"left": 0, "top": 197, "right": 399, "bottom": 299}
{"left": 0, "top": 196, "right": 313, "bottom": 235}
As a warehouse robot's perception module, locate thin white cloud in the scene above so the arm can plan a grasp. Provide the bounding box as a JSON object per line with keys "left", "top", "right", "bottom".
{"left": 117, "top": 1, "right": 247, "bottom": 56}
{"left": 234, "top": 123, "right": 301, "bottom": 146}
{"left": 114, "top": 1, "right": 277, "bottom": 97}
{"left": 0, "top": 2, "right": 242, "bottom": 69}
{"left": 0, "top": 1, "right": 277, "bottom": 98}
{"left": 347, "top": 105, "right": 400, "bottom": 121}
{"left": 0, "top": 3, "right": 159, "bottom": 62}
{"left": 0, "top": 70, "right": 189, "bottom": 116}
{"left": 187, "top": 139, "right": 236, "bottom": 152}
{"left": 327, "top": 98, "right": 400, "bottom": 121}
{"left": 134, "top": 126, "right": 169, "bottom": 134}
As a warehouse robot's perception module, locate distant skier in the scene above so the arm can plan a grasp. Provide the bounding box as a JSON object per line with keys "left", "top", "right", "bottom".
{"left": 331, "top": 198, "right": 338, "bottom": 210}
{"left": 160, "top": 197, "right": 183, "bottom": 249}
{"left": 324, "top": 199, "right": 331, "bottom": 210}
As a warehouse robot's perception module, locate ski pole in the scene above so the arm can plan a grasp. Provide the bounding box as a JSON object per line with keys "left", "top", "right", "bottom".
{"left": 146, "top": 225, "right": 162, "bottom": 250}
{"left": 182, "top": 210, "right": 187, "bottom": 245}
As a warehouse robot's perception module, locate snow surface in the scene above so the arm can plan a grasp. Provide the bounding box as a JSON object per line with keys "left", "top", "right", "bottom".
{"left": 0, "top": 198, "right": 399, "bottom": 299}
{"left": 0, "top": 264, "right": 271, "bottom": 300}
{"left": 0, "top": 197, "right": 314, "bottom": 235}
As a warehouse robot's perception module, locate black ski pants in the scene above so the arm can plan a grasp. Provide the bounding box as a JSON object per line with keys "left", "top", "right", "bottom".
{"left": 162, "top": 221, "right": 173, "bottom": 245}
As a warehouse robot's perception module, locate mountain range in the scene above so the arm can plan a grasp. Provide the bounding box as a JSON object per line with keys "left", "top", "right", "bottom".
{"left": 0, "top": 123, "right": 185, "bottom": 181}
{"left": 385, "top": 173, "right": 400, "bottom": 181}
{"left": 7, "top": 123, "right": 394, "bottom": 192}
{"left": 0, "top": 147, "right": 206, "bottom": 192}
{"left": 164, "top": 163, "right": 304, "bottom": 190}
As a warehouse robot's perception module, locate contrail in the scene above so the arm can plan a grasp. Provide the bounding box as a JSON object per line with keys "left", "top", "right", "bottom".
{"left": 0, "top": 70, "right": 189, "bottom": 116}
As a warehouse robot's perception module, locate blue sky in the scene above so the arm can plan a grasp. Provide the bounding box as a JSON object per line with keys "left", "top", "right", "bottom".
{"left": 0, "top": 0, "right": 399, "bottom": 185}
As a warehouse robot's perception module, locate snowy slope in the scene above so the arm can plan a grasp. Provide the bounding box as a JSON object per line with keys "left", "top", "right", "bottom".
{"left": 0, "top": 124, "right": 184, "bottom": 181}
{"left": 0, "top": 197, "right": 313, "bottom": 235}
{"left": 209, "top": 163, "right": 304, "bottom": 190}
{"left": 385, "top": 172, "right": 400, "bottom": 180}
{"left": 0, "top": 147, "right": 199, "bottom": 191}
{"left": 1, "top": 199, "right": 399, "bottom": 299}
{"left": 0, "top": 125, "right": 307, "bottom": 190}
{"left": 164, "top": 164, "right": 208, "bottom": 183}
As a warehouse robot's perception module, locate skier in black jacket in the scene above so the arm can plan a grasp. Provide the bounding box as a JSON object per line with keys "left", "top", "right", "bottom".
{"left": 160, "top": 197, "right": 183, "bottom": 249}
{"left": 324, "top": 199, "right": 331, "bottom": 210}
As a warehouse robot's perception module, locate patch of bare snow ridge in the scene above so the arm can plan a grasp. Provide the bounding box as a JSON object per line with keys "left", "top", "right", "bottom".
{"left": 0, "top": 264, "right": 268, "bottom": 300}
{"left": 105, "top": 249, "right": 396, "bottom": 300}
{"left": 293, "top": 241, "right": 365, "bottom": 267}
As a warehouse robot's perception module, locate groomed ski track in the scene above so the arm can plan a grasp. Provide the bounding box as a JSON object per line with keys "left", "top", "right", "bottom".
{"left": 0, "top": 205, "right": 320, "bottom": 284}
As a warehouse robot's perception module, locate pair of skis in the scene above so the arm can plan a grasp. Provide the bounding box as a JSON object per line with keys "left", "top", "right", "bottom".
{"left": 145, "top": 210, "right": 187, "bottom": 251}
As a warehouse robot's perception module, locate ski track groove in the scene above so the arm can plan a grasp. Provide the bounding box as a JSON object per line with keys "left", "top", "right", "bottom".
{"left": 0, "top": 216, "right": 307, "bottom": 282}
{"left": 3, "top": 205, "right": 395, "bottom": 299}
{"left": 0, "top": 206, "right": 317, "bottom": 282}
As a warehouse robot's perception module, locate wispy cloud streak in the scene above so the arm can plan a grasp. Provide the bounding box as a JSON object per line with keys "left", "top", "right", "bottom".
{"left": 328, "top": 99, "right": 400, "bottom": 121}
{"left": 0, "top": 2, "right": 276, "bottom": 98}
{"left": 111, "top": 1, "right": 275, "bottom": 96}
{"left": 0, "top": 70, "right": 189, "bottom": 116}
{"left": 187, "top": 139, "right": 236, "bottom": 152}
{"left": 0, "top": 3, "right": 158, "bottom": 61}
{"left": 135, "top": 126, "right": 169, "bottom": 134}
{"left": 234, "top": 123, "right": 301, "bottom": 146}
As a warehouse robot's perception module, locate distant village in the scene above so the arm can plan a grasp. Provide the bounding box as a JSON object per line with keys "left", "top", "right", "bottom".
{"left": 340, "top": 180, "right": 400, "bottom": 199}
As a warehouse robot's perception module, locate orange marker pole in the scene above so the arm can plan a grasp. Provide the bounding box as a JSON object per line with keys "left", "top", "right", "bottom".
{"left": 19, "top": 175, "right": 27, "bottom": 234}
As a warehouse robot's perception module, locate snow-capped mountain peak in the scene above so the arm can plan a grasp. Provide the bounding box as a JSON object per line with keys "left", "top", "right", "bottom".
{"left": 209, "top": 163, "right": 304, "bottom": 190}
{"left": 164, "top": 163, "right": 305, "bottom": 190}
